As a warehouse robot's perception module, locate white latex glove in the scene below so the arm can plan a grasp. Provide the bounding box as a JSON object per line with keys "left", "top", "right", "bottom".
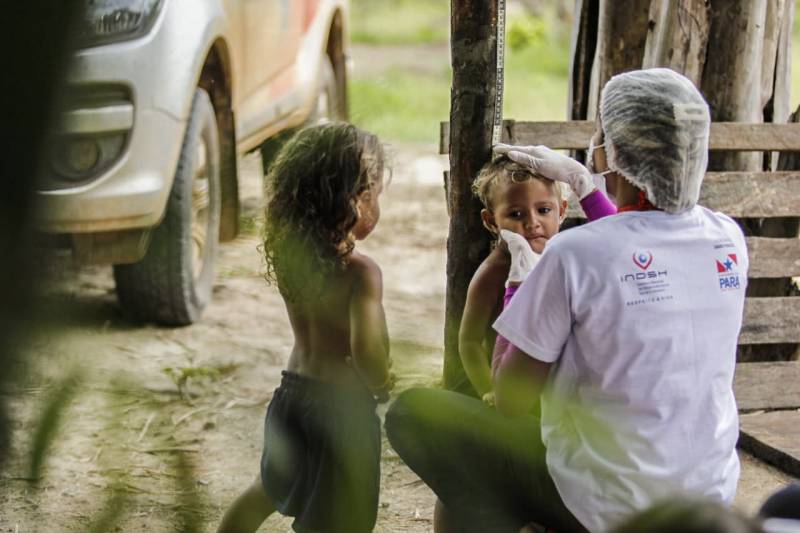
{"left": 500, "top": 229, "right": 541, "bottom": 284}
{"left": 494, "top": 143, "right": 597, "bottom": 200}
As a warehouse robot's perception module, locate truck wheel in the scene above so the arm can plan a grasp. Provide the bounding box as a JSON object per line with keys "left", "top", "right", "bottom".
{"left": 114, "top": 89, "right": 221, "bottom": 326}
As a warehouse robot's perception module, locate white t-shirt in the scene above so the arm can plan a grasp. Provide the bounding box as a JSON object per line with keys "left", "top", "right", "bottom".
{"left": 494, "top": 207, "right": 747, "bottom": 533}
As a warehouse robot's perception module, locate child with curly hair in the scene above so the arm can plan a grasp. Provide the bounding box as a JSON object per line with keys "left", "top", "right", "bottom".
{"left": 217, "top": 123, "right": 393, "bottom": 533}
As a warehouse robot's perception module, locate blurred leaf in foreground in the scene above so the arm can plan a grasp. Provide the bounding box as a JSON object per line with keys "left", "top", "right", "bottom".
{"left": 28, "top": 368, "right": 84, "bottom": 482}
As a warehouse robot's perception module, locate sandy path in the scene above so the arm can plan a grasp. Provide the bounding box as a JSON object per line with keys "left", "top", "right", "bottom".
{"left": 0, "top": 142, "right": 796, "bottom": 533}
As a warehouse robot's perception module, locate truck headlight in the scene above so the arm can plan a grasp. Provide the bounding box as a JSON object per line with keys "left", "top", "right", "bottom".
{"left": 77, "top": 0, "right": 165, "bottom": 48}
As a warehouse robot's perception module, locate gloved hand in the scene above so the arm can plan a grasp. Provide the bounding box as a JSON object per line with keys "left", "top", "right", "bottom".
{"left": 500, "top": 229, "right": 541, "bottom": 284}
{"left": 494, "top": 143, "right": 597, "bottom": 200}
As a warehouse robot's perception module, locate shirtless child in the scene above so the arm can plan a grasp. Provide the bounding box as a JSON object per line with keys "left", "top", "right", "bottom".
{"left": 217, "top": 123, "right": 393, "bottom": 533}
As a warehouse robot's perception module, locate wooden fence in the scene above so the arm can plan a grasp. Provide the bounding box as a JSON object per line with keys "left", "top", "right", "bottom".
{"left": 440, "top": 119, "right": 800, "bottom": 350}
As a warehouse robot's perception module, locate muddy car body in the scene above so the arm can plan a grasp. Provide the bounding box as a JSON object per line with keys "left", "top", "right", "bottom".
{"left": 38, "top": 0, "right": 349, "bottom": 325}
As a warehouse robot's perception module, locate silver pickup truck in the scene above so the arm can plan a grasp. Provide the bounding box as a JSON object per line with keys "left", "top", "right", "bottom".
{"left": 38, "top": 0, "right": 349, "bottom": 325}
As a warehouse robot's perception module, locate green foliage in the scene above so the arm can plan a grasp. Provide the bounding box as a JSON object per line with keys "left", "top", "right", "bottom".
{"left": 163, "top": 363, "right": 237, "bottom": 398}
{"left": 28, "top": 369, "right": 84, "bottom": 482}
{"left": 508, "top": 14, "right": 547, "bottom": 52}
{"left": 238, "top": 212, "right": 260, "bottom": 236}
{"left": 349, "top": 69, "right": 451, "bottom": 144}
{"left": 347, "top": 1, "right": 573, "bottom": 143}
{"left": 348, "top": 36, "right": 571, "bottom": 143}
{"left": 350, "top": 0, "right": 449, "bottom": 45}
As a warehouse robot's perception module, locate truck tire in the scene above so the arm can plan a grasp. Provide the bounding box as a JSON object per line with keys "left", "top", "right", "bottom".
{"left": 114, "top": 88, "right": 221, "bottom": 326}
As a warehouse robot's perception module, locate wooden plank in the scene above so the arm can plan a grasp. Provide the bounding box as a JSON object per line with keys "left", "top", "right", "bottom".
{"left": 739, "top": 411, "right": 800, "bottom": 478}
{"left": 439, "top": 121, "right": 800, "bottom": 153}
{"left": 746, "top": 237, "right": 800, "bottom": 278}
{"left": 740, "top": 297, "right": 800, "bottom": 344}
{"left": 734, "top": 362, "right": 800, "bottom": 412}
{"left": 700, "top": 171, "right": 800, "bottom": 217}
{"left": 564, "top": 171, "right": 800, "bottom": 218}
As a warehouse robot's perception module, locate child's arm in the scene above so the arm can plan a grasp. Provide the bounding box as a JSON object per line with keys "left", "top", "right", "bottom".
{"left": 349, "top": 255, "right": 393, "bottom": 401}
{"left": 459, "top": 263, "right": 504, "bottom": 398}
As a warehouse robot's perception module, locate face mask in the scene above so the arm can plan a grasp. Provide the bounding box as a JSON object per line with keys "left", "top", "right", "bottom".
{"left": 591, "top": 172, "right": 609, "bottom": 196}
{"left": 586, "top": 138, "right": 612, "bottom": 175}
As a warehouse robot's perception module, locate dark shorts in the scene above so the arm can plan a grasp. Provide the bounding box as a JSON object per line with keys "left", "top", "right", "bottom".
{"left": 260, "top": 371, "right": 381, "bottom": 533}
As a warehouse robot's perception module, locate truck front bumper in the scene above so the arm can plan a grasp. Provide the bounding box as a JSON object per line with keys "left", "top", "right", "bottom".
{"left": 37, "top": 107, "right": 184, "bottom": 233}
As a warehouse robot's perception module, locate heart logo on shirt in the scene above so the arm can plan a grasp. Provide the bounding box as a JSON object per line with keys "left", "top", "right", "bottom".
{"left": 632, "top": 251, "right": 653, "bottom": 270}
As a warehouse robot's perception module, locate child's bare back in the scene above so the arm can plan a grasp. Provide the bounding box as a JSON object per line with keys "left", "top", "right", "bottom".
{"left": 284, "top": 250, "right": 389, "bottom": 392}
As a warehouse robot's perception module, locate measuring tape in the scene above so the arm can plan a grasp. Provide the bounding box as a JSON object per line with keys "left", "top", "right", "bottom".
{"left": 492, "top": 0, "right": 507, "bottom": 146}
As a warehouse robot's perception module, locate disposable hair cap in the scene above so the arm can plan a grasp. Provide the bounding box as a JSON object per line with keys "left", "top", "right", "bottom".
{"left": 600, "top": 68, "right": 711, "bottom": 213}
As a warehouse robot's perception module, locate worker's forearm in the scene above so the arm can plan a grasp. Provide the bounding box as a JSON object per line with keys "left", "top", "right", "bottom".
{"left": 494, "top": 345, "right": 548, "bottom": 417}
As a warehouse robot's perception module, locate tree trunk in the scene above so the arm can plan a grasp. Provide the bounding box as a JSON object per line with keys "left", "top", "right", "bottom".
{"left": 444, "top": 0, "right": 498, "bottom": 394}
{"left": 568, "top": 0, "right": 600, "bottom": 123}
{"left": 701, "top": 0, "right": 768, "bottom": 172}
{"left": 642, "top": 0, "right": 710, "bottom": 86}
{"left": 586, "top": 0, "right": 651, "bottom": 119}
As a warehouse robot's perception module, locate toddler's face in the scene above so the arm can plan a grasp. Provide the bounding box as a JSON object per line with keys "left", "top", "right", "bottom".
{"left": 483, "top": 179, "right": 565, "bottom": 254}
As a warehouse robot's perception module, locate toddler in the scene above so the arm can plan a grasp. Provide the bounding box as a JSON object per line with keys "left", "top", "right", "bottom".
{"left": 459, "top": 154, "right": 615, "bottom": 404}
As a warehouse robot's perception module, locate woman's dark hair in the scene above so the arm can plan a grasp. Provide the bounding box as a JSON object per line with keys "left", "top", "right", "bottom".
{"left": 262, "top": 122, "right": 384, "bottom": 301}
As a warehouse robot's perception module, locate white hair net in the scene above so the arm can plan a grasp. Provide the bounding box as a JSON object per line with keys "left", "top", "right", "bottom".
{"left": 600, "top": 68, "right": 710, "bottom": 213}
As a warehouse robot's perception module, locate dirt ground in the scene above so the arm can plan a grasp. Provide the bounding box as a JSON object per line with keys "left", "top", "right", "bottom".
{"left": 2, "top": 43, "right": 798, "bottom": 531}
{"left": 0, "top": 141, "right": 797, "bottom": 532}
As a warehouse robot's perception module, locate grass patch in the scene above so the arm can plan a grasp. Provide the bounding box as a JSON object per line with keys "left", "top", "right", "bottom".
{"left": 349, "top": 1, "right": 800, "bottom": 143}
{"left": 350, "top": 0, "right": 449, "bottom": 45}
{"left": 349, "top": 68, "right": 451, "bottom": 144}
{"left": 348, "top": 18, "right": 572, "bottom": 143}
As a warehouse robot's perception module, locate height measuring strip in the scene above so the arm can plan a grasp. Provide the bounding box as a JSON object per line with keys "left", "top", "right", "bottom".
{"left": 492, "top": 0, "right": 508, "bottom": 146}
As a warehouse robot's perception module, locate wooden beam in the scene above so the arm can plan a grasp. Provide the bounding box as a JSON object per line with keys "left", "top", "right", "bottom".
{"left": 440, "top": 121, "right": 800, "bottom": 153}
{"left": 734, "top": 362, "right": 800, "bottom": 412}
{"left": 745, "top": 237, "right": 800, "bottom": 278}
{"left": 740, "top": 297, "right": 800, "bottom": 344}
{"left": 708, "top": 123, "right": 800, "bottom": 151}
{"left": 560, "top": 171, "right": 800, "bottom": 218}
{"left": 699, "top": 171, "right": 800, "bottom": 217}
{"left": 739, "top": 411, "right": 800, "bottom": 478}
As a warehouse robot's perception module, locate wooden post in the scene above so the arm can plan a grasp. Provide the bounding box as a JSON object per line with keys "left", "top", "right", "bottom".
{"left": 701, "top": 0, "right": 768, "bottom": 172}
{"left": 642, "top": 0, "right": 710, "bottom": 86}
{"left": 568, "top": 0, "right": 600, "bottom": 123}
{"left": 444, "top": 0, "right": 497, "bottom": 394}
{"left": 586, "top": 0, "right": 651, "bottom": 119}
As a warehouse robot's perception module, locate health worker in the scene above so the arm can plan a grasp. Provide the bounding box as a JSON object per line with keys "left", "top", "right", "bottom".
{"left": 386, "top": 68, "right": 748, "bottom": 533}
